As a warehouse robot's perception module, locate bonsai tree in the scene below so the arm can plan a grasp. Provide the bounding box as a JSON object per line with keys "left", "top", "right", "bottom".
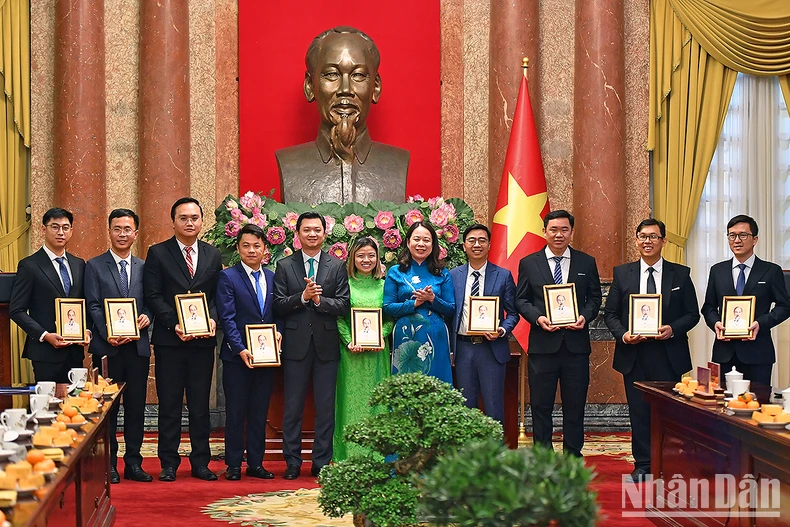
{"left": 419, "top": 439, "right": 599, "bottom": 527}
{"left": 318, "top": 373, "right": 503, "bottom": 527}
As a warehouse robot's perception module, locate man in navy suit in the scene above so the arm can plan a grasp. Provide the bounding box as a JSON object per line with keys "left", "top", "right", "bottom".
{"left": 216, "top": 224, "right": 280, "bottom": 481}
{"left": 515, "top": 210, "right": 601, "bottom": 457}
{"left": 10, "top": 208, "right": 89, "bottom": 382}
{"left": 450, "top": 224, "right": 518, "bottom": 424}
{"left": 701, "top": 215, "right": 790, "bottom": 387}
{"left": 143, "top": 197, "right": 222, "bottom": 482}
{"left": 604, "top": 218, "right": 700, "bottom": 483}
{"left": 85, "top": 209, "right": 153, "bottom": 484}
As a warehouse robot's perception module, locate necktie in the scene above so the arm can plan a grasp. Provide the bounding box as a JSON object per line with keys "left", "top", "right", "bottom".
{"left": 55, "top": 257, "right": 71, "bottom": 295}
{"left": 184, "top": 246, "right": 195, "bottom": 277}
{"left": 119, "top": 260, "right": 129, "bottom": 297}
{"left": 470, "top": 271, "right": 481, "bottom": 297}
{"left": 646, "top": 267, "right": 656, "bottom": 294}
{"left": 552, "top": 256, "right": 563, "bottom": 285}
{"left": 252, "top": 270, "right": 265, "bottom": 314}
{"left": 736, "top": 263, "right": 746, "bottom": 295}
{"left": 307, "top": 257, "right": 316, "bottom": 280}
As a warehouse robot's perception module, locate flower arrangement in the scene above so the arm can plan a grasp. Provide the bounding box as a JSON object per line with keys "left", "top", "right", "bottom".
{"left": 204, "top": 192, "right": 477, "bottom": 269}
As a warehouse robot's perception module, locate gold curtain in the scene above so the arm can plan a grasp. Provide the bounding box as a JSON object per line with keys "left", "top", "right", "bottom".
{"left": 649, "top": 0, "right": 790, "bottom": 262}
{"left": 1, "top": 0, "right": 33, "bottom": 385}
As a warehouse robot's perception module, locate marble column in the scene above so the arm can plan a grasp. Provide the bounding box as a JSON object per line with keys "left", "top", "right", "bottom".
{"left": 138, "top": 0, "right": 191, "bottom": 255}
{"left": 53, "top": 0, "right": 107, "bottom": 259}
{"left": 572, "top": 0, "right": 626, "bottom": 280}
{"left": 488, "top": 0, "right": 540, "bottom": 222}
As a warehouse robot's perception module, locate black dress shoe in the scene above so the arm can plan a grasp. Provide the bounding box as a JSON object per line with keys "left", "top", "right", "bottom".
{"left": 625, "top": 467, "right": 650, "bottom": 484}
{"left": 159, "top": 467, "right": 177, "bottom": 482}
{"left": 310, "top": 464, "right": 323, "bottom": 478}
{"left": 246, "top": 466, "right": 275, "bottom": 479}
{"left": 124, "top": 464, "right": 153, "bottom": 482}
{"left": 191, "top": 466, "right": 218, "bottom": 481}
{"left": 225, "top": 466, "right": 241, "bottom": 481}
{"left": 109, "top": 467, "right": 120, "bottom": 484}
{"left": 282, "top": 465, "right": 300, "bottom": 480}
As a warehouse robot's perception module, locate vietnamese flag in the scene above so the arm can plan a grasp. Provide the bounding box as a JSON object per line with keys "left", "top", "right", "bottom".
{"left": 490, "top": 63, "right": 550, "bottom": 350}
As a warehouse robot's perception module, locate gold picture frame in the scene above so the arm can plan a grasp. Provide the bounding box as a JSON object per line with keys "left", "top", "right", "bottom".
{"left": 721, "top": 295, "right": 755, "bottom": 339}
{"left": 55, "top": 298, "right": 87, "bottom": 342}
{"left": 351, "top": 308, "right": 384, "bottom": 349}
{"left": 175, "top": 292, "right": 212, "bottom": 337}
{"left": 543, "top": 283, "right": 578, "bottom": 327}
{"left": 466, "top": 296, "right": 499, "bottom": 335}
{"left": 628, "top": 294, "right": 662, "bottom": 337}
{"left": 104, "top": 298, "right": 141, "bottom": 340}
{"left": 245, "top": 324, "right": 281, "bottom": 367}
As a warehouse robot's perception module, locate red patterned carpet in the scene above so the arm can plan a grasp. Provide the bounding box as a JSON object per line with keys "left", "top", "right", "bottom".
{"left": 112, "top": 433, "right": 651, "bottom": 526}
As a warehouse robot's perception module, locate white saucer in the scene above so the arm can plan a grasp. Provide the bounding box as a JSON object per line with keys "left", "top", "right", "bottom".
{"left": 34, "top": 412, "right": 57, "bottom": 422}
{"left": 0, "top": 449, "right": 15, "bottom": 460}
{"left": 65, "top": 422, "right": 85, "bottom": 430}
{"left": 2, "top": 431, "right": 19, "bottom": 442}
{"left": 758, "top": 421, "right": 789, "bottom": 430}
{"left": 15, "top": 430, "right": 34, "bottom": 438}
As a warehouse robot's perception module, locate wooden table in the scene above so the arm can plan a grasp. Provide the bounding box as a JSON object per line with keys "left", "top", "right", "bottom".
{"left": 6, "top": 389, "right": 121, "bottom": 527}
{"left": 636, "top": 381, "right": 790, "bottom": 527}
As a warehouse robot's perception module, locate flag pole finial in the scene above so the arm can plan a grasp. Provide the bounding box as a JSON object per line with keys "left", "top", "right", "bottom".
{"left": 522, "top": 57, "right": 529, "bottom": 79}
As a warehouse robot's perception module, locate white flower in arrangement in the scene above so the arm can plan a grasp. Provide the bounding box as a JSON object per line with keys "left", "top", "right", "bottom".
{"left": 411, "top": 276, "right": 421, "bottom": 285}
{"left": 417, "top": 344, "right": 432, "bottom": 361}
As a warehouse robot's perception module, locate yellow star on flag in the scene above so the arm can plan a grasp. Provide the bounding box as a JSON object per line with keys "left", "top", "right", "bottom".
{"left": 492, "top": 172, "right": 547, "bottom": 258}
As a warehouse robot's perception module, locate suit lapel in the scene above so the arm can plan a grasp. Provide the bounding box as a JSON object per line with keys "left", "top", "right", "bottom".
{"left": 744, "top": 257, "right": 768, "bottom": 294}
{"left": 104, "top": 252, "right": 124, "bottom": 297}
{"left": 67, "top": 254, "right": 83, "bottom": 298}
{"left": 263, "top": 270, "right": 275, "bottom": 319}
{"left": 483, "top": 264, "right": 497, "bottom": 296}
{"left": 166, "top": 238, "right": 193, "bottom": 284}
{"left": 314, "top": 252, "right": 329, "bottom": 284}
{"left": 130, "top": 256, "right": 144, "bottom": 298}
{"left": 538, "top": 247, "right": 555, "bottom": 285}
{"left": 661, "top": 261, "right": 674, "bottom": 313}
{"left": 235, "top": 264, "right": 261, "bottom": 316}
{"left": 628, "top": 261, "right": 640, "bottom": 296}
{"left": 567, "top": 247, "right": 580, "bottom": 283}
{"left": 34, "top": 249, "right": 66, "bottom": 295}
{"left": 292, "top": 251, "right": 307, "bottom": 283}
{"left": 191, "top": 241, "right": 211, "bottom": 286}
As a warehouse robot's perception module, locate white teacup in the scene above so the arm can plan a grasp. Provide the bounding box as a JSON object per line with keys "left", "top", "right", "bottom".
{"left": 0, "top": 409, "right": 28, "bottom": 431}
{"left": 29, "top": 394, "right": 50, "bottom": 415}
{"left": 35, "top": 381, "right": 56, "bottom": 397}
{"left": 68, "top": 368, "right": 89, "bottom": 388}
{"left": 729, "top": 379, "right": 750, "bottom": 397}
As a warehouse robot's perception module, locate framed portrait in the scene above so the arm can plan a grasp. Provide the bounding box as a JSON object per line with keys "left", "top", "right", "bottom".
{"left": 543, "top": 284, "right": 578, "bottom": 327}
{"left": 55, "top": 298, "right": 87, "bottom": 342}
{"left": 104, "top": 298, "right": 140, "bottom": 340}
{"left": 628, "top": 294, "right": 662, "bottom": 337}
{"left": 351, "top": 308, "right": 384, "bottom": 349}
{"left": 707, "top": 361, "right": 721, "bottom": 390}
{"left": 467, "top": 296, "right": 499, "bottom": 335}
{"left": 175, "top": 292, "right": 212, "bottom": 337}
{"left": 245, "top": 324, "right": 280, "bottom": 367}
{"left": 721, "top": 295, "right": 755, "bottom": 339}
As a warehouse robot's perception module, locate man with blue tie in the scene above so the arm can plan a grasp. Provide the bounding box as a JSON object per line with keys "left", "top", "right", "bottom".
{"left": 216, "top": 224, "right": 280, "bottom": 481}
{"left": 10, "top": 208, "right": 89, "bottom": 382}
{"left": 450, "top": 224, "right": 518, "bottom": 424}
{"left": 701, "top": 215, "right": 790, "bottom": 387}
{"left": 84, "top": 209, "right": 153, "bottom": 484}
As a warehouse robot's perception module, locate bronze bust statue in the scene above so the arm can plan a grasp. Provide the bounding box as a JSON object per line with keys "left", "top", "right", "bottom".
{"left": 276, "top": 26, "right": 409, "bottom": 205}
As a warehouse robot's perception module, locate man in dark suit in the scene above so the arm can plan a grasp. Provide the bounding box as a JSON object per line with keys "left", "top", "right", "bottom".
{"left": 701, "top": 214, "right": 790, "bottom": 387}
{"left": 84, "top": 209, "right": 153, "bottom": 484}
{"left": 273, "top": 212, "right": 350, "bottom": 479}
{"left": 515, "top": 210, "right": 601, "bottom": 457}
{"left": 604, "top": 218, "right": 700, "bottom": 483}
{"left": 449, "top": 224, "right": 518, "bottom": 425}
{"left": 216, "top": 224, "right": 279, "bottom": 481}
{"left": 143, "top": 197, "right": 222, "bottom": 482}
{"left": 10, "top": 207, "right": 89, "bottom": 382}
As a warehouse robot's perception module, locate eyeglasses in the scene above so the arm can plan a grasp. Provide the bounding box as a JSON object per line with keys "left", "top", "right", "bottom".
{"left": 111, "top": 227, "right": 136, "bottom": 235}
{"left": 465, "top": 237, "right": 489, "bottom": 246}
{"left": 45, "top": 224, "right": 71, "bottom": 233}
{"left": 727, "top": 233, "right": 754, "bottom": 241}
{"left": 636, "top": 234, "right": 663, "bottom": 242}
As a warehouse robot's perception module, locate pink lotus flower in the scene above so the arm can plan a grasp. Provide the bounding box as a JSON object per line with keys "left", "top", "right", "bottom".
{"left": 239, "top": 191, "right": 256, "bottom": 209}
{"left": 230, "top": 208, "right": 244, "bottom": 221}
{"left": 329, "top": 242, "right": 348, "bottom": 261}
{"left": 374, "top": 211, "right": 395, "bottom": 230}
{"left": 252, "top": 193, "right": 264, "bottom": 208}
{"left": 284, "top": 212, "right": 299, "bottom": 231}
{"left": 443, "top": 224, "right": 459, "bottom": 243}
{"left": 408, "top": 194, "right": 424, "bottom": 203}
{"left": 404, "top": 209, "right": 423, "bottom": 226}
{"left": 438, "top": 246, "right": 448, "bottom": 260}
{"left": 251, "top": 213, "right": 267, "bottom": 227}
{"left": 293, "top": 236, "right": 302, "bottom": 250}
{"left": 382, "top": 228, "right": 402, "bottom": 249}
{"left": 439, "top": 202, "right": 456, "bottom": 220}
{"left": 266, "top": 226, "right": 286, "bottom": 245}
{"left": 261, "top": 245, "right": 272, "bottom": 265}
{"left": 283, "top": 247, "right": 293, "bottom": 257}
{"left": 343, "top": 214, "right": 364, "bottom": 233}
{"left": 428, "top": 197, "right": 443, "bottom": 207}
{"left": 225, "top": 199, "right": 239, "bottom": 210}
{"left": 224, "top": 220, "right": 241, "bottom": 238}
{"left": 324, "top": 216, "right": 336, "bottom": 235}
{"left": 429, "top": 207, "right": 450, "bottom": 227}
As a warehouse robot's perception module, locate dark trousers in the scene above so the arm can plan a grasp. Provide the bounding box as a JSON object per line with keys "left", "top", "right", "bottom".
{"left": 455, "top": 339, "right": 506, "bottom": 424}
{"left": 719, "top": 356, "right": 773, "bottom": 389}
{"left": 282, "top": 341, "right": 339, "bottom": 469}
{"left": 622, "top": 344, "right": 676, "bottom": 471}
{"left": 222, "top": 359, "right": 274, "bottom": 469}
{"left": 528, "top": 341, "right": 589, "bottom": 457}
{"left": 154, "top": 345, "right": 215, "bottom": 469}
{"left": 92, "top": 346, "right": 150, "bottom": 468}
{"left": 32, "top": 352, "right": 85, "bottom": 384}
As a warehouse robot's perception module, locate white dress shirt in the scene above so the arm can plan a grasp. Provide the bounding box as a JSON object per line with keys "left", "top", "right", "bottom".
{"left": 459, "top": 262, "right": 487, "bottom": 336}
{"left": 241, "top": 261, "right": 267, "bottom": 311}
{"left": 109, "top": 250, "right": 132, "bottom": 293}
{"left": 42, "top": 245, "right": 73, "bottom": 290}
{"left": 544, "top": 246, "right": 571, "bottom": 284}
{"left": 639, "top": 257, "right": 663, "bottom": 294}
{"left": 176, "top": 239, "right": 198, "bottom": 272}
{"left": 731, "top": 254, "right": 756, "bottom": 289}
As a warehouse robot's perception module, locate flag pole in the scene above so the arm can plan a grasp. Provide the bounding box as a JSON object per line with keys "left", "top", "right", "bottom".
{"left": 517, "top": 55, "right": 532, "bottom": 449}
